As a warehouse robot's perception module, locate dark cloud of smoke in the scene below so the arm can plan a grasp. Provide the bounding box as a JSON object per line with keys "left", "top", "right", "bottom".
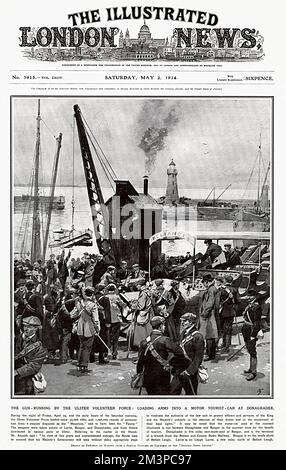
{"left": 137, "top": 100, "right": 179, "bottom": 175}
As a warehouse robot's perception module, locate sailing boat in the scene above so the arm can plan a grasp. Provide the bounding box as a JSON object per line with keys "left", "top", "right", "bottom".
{"left": 15, "top": 99, "right": 63, "bottom": 262}
{"left": 235, "top": 131, "right": 270, "bottom": 229}
{"left": 14, "top": 194, "right": 65, "bottom": 211}
{"left": 48, "top": 115, "right": 93, "bottom": 250}
{"left": 196, "top": 184, "right": 239, "bottom": 220}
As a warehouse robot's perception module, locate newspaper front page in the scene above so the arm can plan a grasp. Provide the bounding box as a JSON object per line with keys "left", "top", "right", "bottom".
{"left": 2, "top": 0, "right": 285, "bottom": 457}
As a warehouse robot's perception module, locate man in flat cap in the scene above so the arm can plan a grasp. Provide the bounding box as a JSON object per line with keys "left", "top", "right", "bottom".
{"left": 57, "top": 249, "right": 71, "bottom": 291}
{"left": 126, "top": 264, "right": 146, "bottom": 291}
{"left": 224, "top": 243, "right": 242, "bottom": 269}
{"left": 151, "top": 279, "right": 166, "bottom": 316}
{"left": 241, "top": 289, "right": 262, "bottom": 381}
{"left": 199, "top": 273, "right": 218, "bottom": 361}
{"left": 151, "top": 255, "right": 168, "bottom": 280}
{"left": 14, "top": 279, "right": 27, "bottom": 320}
{"left": 100, "top": 265, "right": 117, "bottom": 287}
{"left": 157, "top": 280, "right": 186, "bottom": 342}
{"left": 136, "top": 316, "right": 185, "bottom": 395}
{"left": 46, "top": 253, "right": 57, "bottom": 290}
{"left": 116, "top": 260, "right": 130, "bottom": 284}
{"left": 14, "top": 316, "right": 48, "bottom": 395}
{"left": 84, "top": 256, "right": 95, "bottom": 288}
{"left": 21, "top": 280, "right": 44, "bottom": 325}
{"left": 170, "top": 313, "right": 205, "bottom": 395}
{"left": 76, "top": 287, "right": 99, "bottom": 372}
{"left": 57, "top": 296, "right": 81, "bottom": 364}
{"left": 219, "top": 275, "right": 238, "bottom": 353}
{"left": 130, "top": 283, "right": 154, "bottom": 349}
{"left": 42, "top": 284, "right": 62, "bottom": 358}
{"left": 97, "top": 283, "right": 127, "bottom": 361}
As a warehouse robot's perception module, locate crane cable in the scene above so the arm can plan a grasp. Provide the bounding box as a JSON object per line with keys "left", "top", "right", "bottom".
{"left": 81, "top": 112, "right": 118, "bottom": 190}
{"left": 84, "top": 124, "right": 115, "bottom": 191}
{"left": 82, "top": 112, "right": 117, "bottom": 180}
{"left": 83, "top": 121, "right": 116, "bottom": 189}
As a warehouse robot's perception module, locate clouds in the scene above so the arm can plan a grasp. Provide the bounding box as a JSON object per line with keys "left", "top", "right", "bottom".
{"left": 13, "top": 97, "right": 271, "bottom": 191}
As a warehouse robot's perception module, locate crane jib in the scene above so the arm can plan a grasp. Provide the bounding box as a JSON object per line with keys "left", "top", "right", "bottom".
{"left": 73, "top": 104, "right": 115, "bottom": 264}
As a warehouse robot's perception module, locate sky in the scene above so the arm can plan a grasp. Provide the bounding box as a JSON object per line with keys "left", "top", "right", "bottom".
{"left": 12, "top": 97, "right": 271, "bottom": 192}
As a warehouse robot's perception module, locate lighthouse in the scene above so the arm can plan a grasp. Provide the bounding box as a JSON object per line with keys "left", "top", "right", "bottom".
{"left": 165, "top": 159, "right": 179, "bottom": 204}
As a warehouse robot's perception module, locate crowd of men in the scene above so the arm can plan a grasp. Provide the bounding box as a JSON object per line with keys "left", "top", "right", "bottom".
{"left": 13, "top": 241, "right": 270, "bottom": 396}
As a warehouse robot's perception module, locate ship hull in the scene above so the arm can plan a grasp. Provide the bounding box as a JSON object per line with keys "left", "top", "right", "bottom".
{"left": 239, "top": 209, "right": 270, "bottom": 223}
{"left": 14, "top": 195, "right": 65, "bottom": 210}
{"left": 197, "top": 206, "right": 238, "bottom": 220}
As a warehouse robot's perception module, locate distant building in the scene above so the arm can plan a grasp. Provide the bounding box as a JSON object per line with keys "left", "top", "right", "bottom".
{"left": 165, "top": 159, "right": 179, "bottom": 204}
{"left": 119, "top": 22, "right": 166, "bottom": 49}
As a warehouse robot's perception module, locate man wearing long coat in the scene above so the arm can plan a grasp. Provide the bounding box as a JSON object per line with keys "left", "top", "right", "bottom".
{"left": 14, "top": 316, "right": 48, "bottom": 395}
{"left": 158, "top": 281, "right": 186, "bottom": 342}
{"left": 170, "top": 313, "right": 205, "bottom": 395}
{"left": 199, "top": 274, "right": 218, "bottom": 360}
{"left": 137, "top": 316, "right": 185, "bottom": 395}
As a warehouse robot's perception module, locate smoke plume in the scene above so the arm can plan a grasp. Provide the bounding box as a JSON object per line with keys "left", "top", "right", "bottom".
{"left": 137, "top": 101, "right": 179, "bottom": 175}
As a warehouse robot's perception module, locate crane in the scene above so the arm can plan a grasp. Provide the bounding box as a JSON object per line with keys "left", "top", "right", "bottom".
{"left": 73, "top": 104, "right": 116, "bottom": 264}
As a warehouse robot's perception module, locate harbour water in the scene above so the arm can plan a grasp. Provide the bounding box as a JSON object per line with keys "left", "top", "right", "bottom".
{"left": 13, "top": 185, "right": 258, "bottom": 260}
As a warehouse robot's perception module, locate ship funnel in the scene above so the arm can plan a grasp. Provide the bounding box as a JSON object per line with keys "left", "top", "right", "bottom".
{"left": 143, "top": 175, "right": 149, "bottom": 195}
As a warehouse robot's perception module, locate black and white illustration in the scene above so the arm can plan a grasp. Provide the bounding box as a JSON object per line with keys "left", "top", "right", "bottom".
{"left": 12, "top": 96, "right": 271, "bottom": 397}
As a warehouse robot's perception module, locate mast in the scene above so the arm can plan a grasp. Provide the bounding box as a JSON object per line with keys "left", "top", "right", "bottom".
{"left": 260, "top": 163, "right": 270, "bottom": 199}
{"left": 42, "top": 133, "right": 63, "bottom": 260}
{"left": 260, "top": 162, "right": 270, "bottom": 213}
{"left": 257, "top": 131, "right": 262, "bottom": 212}
{"left": 215, "top": 184, "right": 232, "bottom": 202}
{"left": 203, "top": 186, "right": 214, "bottom": 204}
{"left": 73, "top": 104, "right": 114, "bottom": 263}
{"left": 30, "top": 99, "right": 42, "bottom": 263}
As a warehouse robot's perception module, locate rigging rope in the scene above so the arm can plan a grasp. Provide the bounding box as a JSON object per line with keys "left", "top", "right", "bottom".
{"left": 241, "top": 151, "right": 259, "bottom": 201}
{"left": 41, "top": 117, "right": 57, "bottom": 140}
{"left": 46, "top": 140, "right": 57, "bottom": 207}
{"left": 19, "top": 170, "right": 34, "bottom": 258}
{"left": 81, "top": 112, "right": 118, "bottom": 187}
{"left": 16, "top": 169, "right": 33, "bottom": 251}
{"left": 17, "top": 107, "right": 58, "bottom": 261}
{"left": 18, "top": 133, "right": 39, "bottom": 258}
{"left": 84, "top": 124, "right": 115, "bottom": 191}
{"left": 82, "top": 112, "right": 118, "bottom": 180}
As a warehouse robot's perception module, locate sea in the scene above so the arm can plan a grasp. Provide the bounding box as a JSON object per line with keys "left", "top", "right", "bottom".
{"left": 13, "top": 185, "right": 258, "bottom": 260}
